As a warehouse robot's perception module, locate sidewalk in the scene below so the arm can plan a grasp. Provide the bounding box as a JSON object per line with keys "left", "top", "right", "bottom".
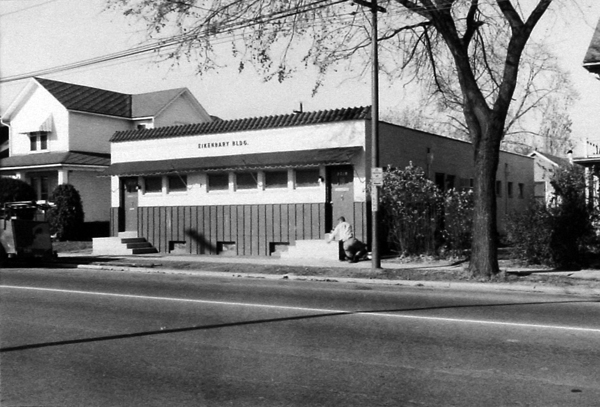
{"left": 53, "top": 251, "right": 600, "bottom": 297}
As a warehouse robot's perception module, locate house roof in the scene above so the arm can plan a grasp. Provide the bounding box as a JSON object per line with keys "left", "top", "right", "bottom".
{"left": 35, "top": 77, "right": 132, "bottom": 118}
{"left": 110, "top": 106, "right": 372, "bottom": 143}
{"left": 32, "top": 78, "right": 205, "bottom": 120}
{"left": 528, "top": 150, "right": 572, "bottom": 167}
{"left": 0, "top": 151, "right": 110, "bottom": 169}
{"left": 584, "top": 19, "right": 600, "bottom": 74}
{"left": 132, "top": 88, "right": 187, "bottom": 118}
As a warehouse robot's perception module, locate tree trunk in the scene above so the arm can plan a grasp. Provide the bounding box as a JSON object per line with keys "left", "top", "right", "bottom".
{"left": 469, "top": 129, "right": 502, "bottom": 278}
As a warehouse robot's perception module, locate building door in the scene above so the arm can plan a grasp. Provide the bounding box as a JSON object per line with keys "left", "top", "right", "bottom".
{"left": 121, "top": 177, "right": 139, "bottom": 232}
{"left": 327, "top": 165, "right": 354, "bottom": 230}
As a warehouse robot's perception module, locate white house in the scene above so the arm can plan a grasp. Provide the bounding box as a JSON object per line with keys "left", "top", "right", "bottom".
{"left": 0, "top": 77, "right": 212, "bottom": 237}
{"left": 528, "top": 150, "right": 574, "bottom": 204}
{"left": 571, "top": 19, "right": 600, "bottom": 208}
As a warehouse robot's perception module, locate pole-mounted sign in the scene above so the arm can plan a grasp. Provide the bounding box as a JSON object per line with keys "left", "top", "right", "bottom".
{"left": 371, "top": 167, "right": 383, "bottom": 186}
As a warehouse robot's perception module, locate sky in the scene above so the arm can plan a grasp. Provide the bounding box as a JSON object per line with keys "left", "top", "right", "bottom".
{"left": 1, "top": 0, "right": 600, "bottom": 150}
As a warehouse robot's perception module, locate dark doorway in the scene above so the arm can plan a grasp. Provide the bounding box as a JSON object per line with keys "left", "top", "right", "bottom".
{"left": 326, "top": 165, "right": 354, "bottom": 231}
{"left": 121, "top": 177, "right": 139, "bottom": 232}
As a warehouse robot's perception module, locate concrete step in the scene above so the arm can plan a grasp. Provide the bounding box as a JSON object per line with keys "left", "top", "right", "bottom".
{"left": 121, "top": 237, "right": 147, "bottom": 244}
{"left": 131, "top": 247, "right": 159, "bottom": 254}
{"left": 118, "top": 231, "right": 138, "bottom": 239}
{"left": 125, "top": 242, "right": 155, "bottom": 249}
{"left": 279, "top": 237, "right": 339, "bottom": 260}
{"left": 92, "top": 235, "right": 157, "bottom": 255}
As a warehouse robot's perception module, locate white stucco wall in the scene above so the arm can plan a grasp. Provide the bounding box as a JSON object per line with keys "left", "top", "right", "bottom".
{"left": 135, "top": 171, "right": 328, "bottom": 207}
{"left": 110, "top": 176, "right": 121, "bottom": 208}
{"left": 9, "top": 85, "right": 69, "bottom": 155}
{"left": 69, "top": 112, "right": 131, "bottom": 154}
{"left": 112, "top": 121, "right": 366, "bottom": 162}
{"left": 110, "top": 121, "right": 368, "bottom": 208}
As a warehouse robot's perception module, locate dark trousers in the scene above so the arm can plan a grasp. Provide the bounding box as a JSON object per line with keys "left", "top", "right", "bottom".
{"left": 338, "top": 240, "right": 346, "bottom": 260}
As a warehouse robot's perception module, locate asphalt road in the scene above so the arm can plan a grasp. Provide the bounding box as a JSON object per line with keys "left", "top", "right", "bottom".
{"left": 2, "top": 267, "right": 600, "bottom": 406}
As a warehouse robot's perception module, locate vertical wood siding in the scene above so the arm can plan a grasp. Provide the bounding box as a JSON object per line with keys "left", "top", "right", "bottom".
{"left": 113, "top": 202, "right": 368, "bottom": 256}
{"left": 110, "top": 208, "right": 119, "bottom": 236}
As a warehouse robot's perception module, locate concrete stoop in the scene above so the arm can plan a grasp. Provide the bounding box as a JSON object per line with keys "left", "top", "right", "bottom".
{"left": 93, "top": 232, "right": 158, "bottom": 256}
{"left": 279, "top": 238, "right": 339, "bottom": 260}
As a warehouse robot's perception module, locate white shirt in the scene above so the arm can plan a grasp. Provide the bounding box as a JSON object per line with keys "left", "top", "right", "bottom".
{"left": 329, "top": 221, "right": 353, "bottom": 242}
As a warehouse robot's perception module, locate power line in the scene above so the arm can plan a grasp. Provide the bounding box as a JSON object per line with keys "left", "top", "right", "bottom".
{"left": 1, "top": 0, "right": 473, "bottom": 83}
{"left": 0, "top": 0, "right": 350, "bottom": 83}
{"left": 0, "top": 0, "right": 60, "bottom": 17}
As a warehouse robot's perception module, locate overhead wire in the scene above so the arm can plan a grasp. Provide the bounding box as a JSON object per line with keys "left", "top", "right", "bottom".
{"left": 0, "top": 0, "right": 482, "bottom": 83}
{"left": 24, "top": 12, "right": 360, "bottom": 85}
{"left": 0, "top": 0, "right": 60, "bottom": 17}
{"left": 0, "top": 0, "right": 354, "bottom": 83}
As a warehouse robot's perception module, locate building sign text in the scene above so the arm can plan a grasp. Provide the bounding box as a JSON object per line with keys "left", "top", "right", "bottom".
{"left": 198, "top": 140, "right": 249, "bottom": 149}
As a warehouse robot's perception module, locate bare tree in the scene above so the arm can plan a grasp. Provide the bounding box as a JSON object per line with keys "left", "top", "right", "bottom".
{"left": 394, "top": 43, "right": 578, "bottom": 156}
{"left": 534, "top": 97, "right": 575, "bottom": 156}
{"left": 501, "top": 44, "right": 577, "bottom": 155}
{"left": 107, "top": 0, "right": 562, "bottom": 278}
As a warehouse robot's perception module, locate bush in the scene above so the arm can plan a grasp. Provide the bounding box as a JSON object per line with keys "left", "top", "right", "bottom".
{"left": 548, "top": 165, "right": 595, "bottom": 268}
{"left": 506, "top": 165, "right": 595, "bottom": 269}
{"left": 442, "top": 188, "right": 474, "bottom": 256}
{"left": 379, "top": 164, "right": 476, "bottom": 258}
{"left": 506, "top": 201, "right": 553, "bottom": 265}
{"left": 380, "top": 163, "right": 443, "bottom": 256}
{"left": 0, "top": 177, "right": 36, "bottom": 204}
{"left": 47, "top": 184, "right": 85, "bottom": 241}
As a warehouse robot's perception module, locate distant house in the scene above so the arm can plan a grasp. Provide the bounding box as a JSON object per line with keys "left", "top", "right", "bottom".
{"left": 528, "top": 150, "right": 573, "bottom": 204}
{"left": 572, "top": 19, "right": 600, "bottom": 205}
{"left": 583, "top": 19, "right": 600, "bottom": 76}
{"left": 0, "top": 77, "right": 211, "bottom": 236}
{"left": 99, "top": 106, "right": 533, "bottom": 257}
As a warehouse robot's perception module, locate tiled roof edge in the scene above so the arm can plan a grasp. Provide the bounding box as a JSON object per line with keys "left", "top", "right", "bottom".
{"left": 110, "top": 106, "right": 371, "bottom": 143}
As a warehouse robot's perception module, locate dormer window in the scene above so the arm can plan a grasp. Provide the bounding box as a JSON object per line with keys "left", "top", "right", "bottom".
{"left": 30, "top": 131, "right": 48, "bottom": 151}
{"left": 40, "top": 133, "right": 48, "bottom": 150}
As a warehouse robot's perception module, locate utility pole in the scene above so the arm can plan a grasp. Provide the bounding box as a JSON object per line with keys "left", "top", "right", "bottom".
{"left": 353, "top": 0, "right": 385, "bottom": 271}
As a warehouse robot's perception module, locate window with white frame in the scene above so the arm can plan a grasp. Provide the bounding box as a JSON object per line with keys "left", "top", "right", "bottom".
{"left": 168, "top": 174, "right": 187, "bottom": 193}
{"left": 40, "top": 133, "right": 48, "bottom": 150}
{"left": 235, "top": 172, "right": 258, "bottom": 190}
{"left": 29, "top": 131, "right": 48, "bottom": 151}
{"left": 295, "top": 168, "right": 320, "bottom": 187}
{"left": 208, "top": 173, "right": 229, "bottom": 191}
{"left": 144, "top": 176, "right": 162, "bottom": 193}
{"left": 264, "top": 170, "right": 288, "bottom": 189}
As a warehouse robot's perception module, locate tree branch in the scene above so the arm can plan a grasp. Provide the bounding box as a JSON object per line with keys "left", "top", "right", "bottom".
{"left": 463, "top": 0, "right": 482, "bottom": 45}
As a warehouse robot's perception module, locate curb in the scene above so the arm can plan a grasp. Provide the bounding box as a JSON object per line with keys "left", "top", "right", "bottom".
{"left": 63, "top": 262, "right": 600, "bottom": 298}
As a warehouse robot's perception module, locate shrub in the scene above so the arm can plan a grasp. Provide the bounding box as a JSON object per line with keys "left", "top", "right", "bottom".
{"left": 506, "top": 165, "right": 595, "bottom": 268}
{"left": 380, "top": 163, "right": 443, "bottom": 256}
{"left": 47, "top": 184, "right": 85, "bottom": 241}
{"left": 442, "top": 188, "right": 474, "bottom": 256}
{"left": 548, "top": 165, "right": 595, "bottom": 268}
{"left": 506, "top": 201, "right": 553, "bottom": 265}
{"left": 0, "top": 177, "right": 36, "bottom": 204}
